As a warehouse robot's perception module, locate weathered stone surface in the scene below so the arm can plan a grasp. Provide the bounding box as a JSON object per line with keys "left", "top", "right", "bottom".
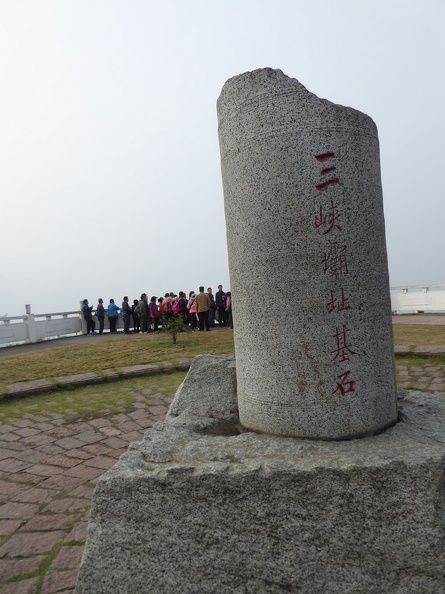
{"left": 217, "top": 68, "right": 398, "bottom": 439}
{"left": 167, "top": 354, "right": 238, "bottom": 424}
{"left": 77, "top": 380, "right": 445, "bottom": 594}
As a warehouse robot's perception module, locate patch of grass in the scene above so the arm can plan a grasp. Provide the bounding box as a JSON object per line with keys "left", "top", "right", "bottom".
{"left": 35, "top": 541, "right": 65, "bottom": 593}
{"left": 395, "top": 353, "right": 445, "bottom": 366}
{"left": 0, "top": 330, "right": 234, "bottom": 392}
{"left": 392, "top": 324, "right": 445, "bottom": 347}
{"left": 400, "top": 384, "right": 418, "bottom": 391}
{"left": 0, "top": 372, "right": 187, "bottom": 423}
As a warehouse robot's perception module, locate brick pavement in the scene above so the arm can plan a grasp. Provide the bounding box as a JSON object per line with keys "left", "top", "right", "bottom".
{"left": 0, "top": 386, "right": 172, "bottom": 594}
{"left": 1, "top": 351, "right": 445, "bottom": 593}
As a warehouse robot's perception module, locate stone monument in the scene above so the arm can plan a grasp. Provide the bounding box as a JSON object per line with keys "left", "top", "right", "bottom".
{"left": 77, "top": 71, "right": 445, "bottom": 594}
{"left": 217, "top": 68, "right": 398, "bottom": 439}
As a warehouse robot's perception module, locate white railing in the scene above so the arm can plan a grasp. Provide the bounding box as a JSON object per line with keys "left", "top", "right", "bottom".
{"left": 1, "top": 286, "right": 445, "bottom": 347}
{"left": 0, "top": 304, "right": 125, "bottom": 348}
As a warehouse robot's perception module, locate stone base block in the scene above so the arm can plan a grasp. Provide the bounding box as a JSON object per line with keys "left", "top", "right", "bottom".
{"left": 77, "top": 356, "right": 445, "bottom": 594}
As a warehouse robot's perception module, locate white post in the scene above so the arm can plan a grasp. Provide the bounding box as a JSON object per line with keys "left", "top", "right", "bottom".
{"left": 25, "top": 304, "right": 37, "bottom": 343}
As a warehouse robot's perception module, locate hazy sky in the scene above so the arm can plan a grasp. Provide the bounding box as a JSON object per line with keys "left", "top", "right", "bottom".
{"left": 1, "top": 1, "right": 443, "bottom": 316}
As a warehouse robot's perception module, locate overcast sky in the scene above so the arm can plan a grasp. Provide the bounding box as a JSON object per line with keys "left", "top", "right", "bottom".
{"left": 1, "top": 1, "right": 443, "bottom": 316}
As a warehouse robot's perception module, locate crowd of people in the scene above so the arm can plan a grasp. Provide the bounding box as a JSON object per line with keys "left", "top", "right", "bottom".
{"left": 81, "top": 285, "right": 233, "bottom": 335}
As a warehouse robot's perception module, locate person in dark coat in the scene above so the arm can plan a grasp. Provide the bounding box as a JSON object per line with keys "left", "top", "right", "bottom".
{"left": 121, "top": 296, "right": 132, "bottom": 334}
{"left": 81, "top": 299, "right": 96, "bottom": 335}
{"left": 215, "top": 285, "right": 226, "bottom": 326}
{"left": 95, "top": 298, "right": 105, "bottom": 334}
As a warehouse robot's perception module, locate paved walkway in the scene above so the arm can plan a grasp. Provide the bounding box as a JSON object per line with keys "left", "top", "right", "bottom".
{"left": 0, "top": 379, "right": 175, "bottom": 594}
{"left": 1, "top": 345, "right": 445, "bottom": 593}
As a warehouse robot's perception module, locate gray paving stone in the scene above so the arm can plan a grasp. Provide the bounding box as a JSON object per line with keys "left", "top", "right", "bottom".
{"left": 21, "top": 434, "right": 56, "bottom": 445}
{"left": 55, "top": 437, "right": 89, "bottom": 450}
{"left": 0, "top": 519, "right": 22, "bottom": 535}
{"left": 0, "top": 425, "right": 18, "bottom": 433}
{"left": 0, "top": 556, "right": 44, "bottom": 583}
{"left": 45, "top": 497, "right": 91, "bottom": 514}
{"left": 39, "top": 475, "right": 84, "bottom": 491}
{"left": 12, "top": 487, "right": 54, "bottom": 504}
{"left": 0, "top": 530, "right": 65, "bottom": 557}
{"left": 64, "top": 521, "right": 88, "bottom": 544}
{"left": 52, "top": 544, "right": 84, "bottom": 570}
{"left": 20, "top": 514, "right": 75, "bottom": 532}
{"left": 0, "top": 433, "right": 21, "bottom": 442}
{"left": 63, "top": 465, "right": 104, "bottom": 481}
{"left": 0, "top": 459, "right": 32, "bottom": 473}
{"left": 70, "top": 431, "right": 103, "bottom": 445}
{"left": 41, "top": 568, "right": 78, "bottom": 594}
{"left": 25, "top": 464, "right": 64, "bottom": 477}
{"left": 14, "top": 427, "right": 41, "bottom": 437}
{"left": 0, "top": 502, "right": 40, "bottom": 519}
{"left": 0, "top": 576, "right": 39, "bottom": 594}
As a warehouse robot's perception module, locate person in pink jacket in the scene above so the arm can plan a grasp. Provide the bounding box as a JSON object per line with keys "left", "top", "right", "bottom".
{"left": 187, "top": 292, "right": 198, "bottom": 331}
{"left": 225, "top": 291, "right": 233, "bottom": 329}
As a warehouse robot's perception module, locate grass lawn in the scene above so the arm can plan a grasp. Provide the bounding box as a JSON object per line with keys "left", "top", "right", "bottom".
{"left": 0, "top": 330, "right": 235, "bottom": 392}
{"left": 0, "top": 323, "right": 444, "bottom": 395}
{"left": 392, "top": 324, "right": 445, "bottom": 347}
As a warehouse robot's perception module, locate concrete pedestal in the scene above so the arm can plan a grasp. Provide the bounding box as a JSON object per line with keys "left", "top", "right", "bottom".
{"left": 77, "top": 356, "right": 445, "bottom": 594}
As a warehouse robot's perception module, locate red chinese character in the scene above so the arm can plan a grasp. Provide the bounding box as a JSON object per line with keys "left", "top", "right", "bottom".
{"left": 333, "top": 371, "right": 356, "bottom": 396}
{"left": 315, "top": 152, "right": 335, "bottom": 162}
{"left": 315, "top": 153, "right": 340, "bottom": 191}
{"left": 326, "top": 288, "right": 351, "bottom": 314}
{"left": 315, "top": 179, "right": 340, "bottom": 192}
{"left": 314, "top": 200, "right": 342, "bottom": 235}
{"left": 332, "top": 325, "right": 356, "bottom": 363}
{"left": 322, "top": 241, "right": 349, "bottom": 278}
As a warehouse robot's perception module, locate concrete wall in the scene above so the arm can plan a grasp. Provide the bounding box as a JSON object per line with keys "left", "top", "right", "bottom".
{"left": 390, "top": 284, "right": 445, "bottom": 313}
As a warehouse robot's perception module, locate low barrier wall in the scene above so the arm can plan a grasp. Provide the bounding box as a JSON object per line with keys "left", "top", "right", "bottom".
{"left": 0, "top": 304, "right": 125, "bottom": 348}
